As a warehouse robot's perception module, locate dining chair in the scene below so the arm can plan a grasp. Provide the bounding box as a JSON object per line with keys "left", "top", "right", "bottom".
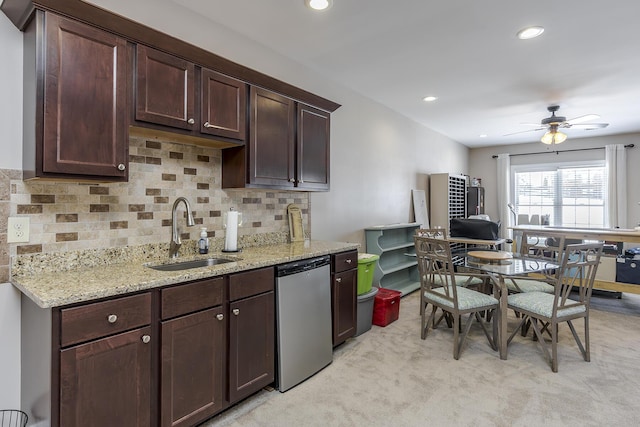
{"left": 0, "top": 410, "right": 28, "bottom": 427}
{"left": 506, "top": 242, "right": 604, "bottom": 372}
{"left": 506, "top": 230, "right": 567, "bottom": 294}
{"left": 415, "top": 233, "right": 499, "bottom": 359}
{"left": 414, "top": 229, "right": 486, "bottom": 316}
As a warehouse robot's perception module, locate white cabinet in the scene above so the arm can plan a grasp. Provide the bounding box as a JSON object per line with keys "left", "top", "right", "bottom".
{"left": 429, "top": 173, "right": 468, "bottom": 232}
{"left": 365, "top": 223, "right": 421, "bottom": 295}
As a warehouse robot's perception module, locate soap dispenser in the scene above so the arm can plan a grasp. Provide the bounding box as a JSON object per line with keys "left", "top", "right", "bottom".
{"left": 198, "top": 227, "right": 209, "bottom": 254}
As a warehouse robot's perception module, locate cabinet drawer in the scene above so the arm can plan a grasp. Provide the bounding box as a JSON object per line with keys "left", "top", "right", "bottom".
{"left": 332, "top": 250, "right": 357, "bottom": 273}
{"left": 60, "top": 293, "right": 151, "bottom": 347}
{"left": 161, "top": 277, "right": 225, "bottom": 320}
{"left": 229, "top": 267, "right": 274, "bottom": 301}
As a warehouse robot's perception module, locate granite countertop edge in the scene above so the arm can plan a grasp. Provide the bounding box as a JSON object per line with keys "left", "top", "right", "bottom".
{"left": 11, "top": 241, "right": 360, "bottom": 309}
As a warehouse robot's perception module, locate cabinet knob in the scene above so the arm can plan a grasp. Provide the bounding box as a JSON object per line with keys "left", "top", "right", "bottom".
{"left": 117, "top": 163, "right": 126, "bottom": 171}
{"left": 299, "top": 180, "right": 304, "bottom": 183}
{"left": 107, "top": 314, "right": 117, "bottom": 324}
{"left": 345, "top": 259, "right": 352, "bottom": 264}
{"left": 203, "top": 121, "right": 214, "bottom": 128}
{"left": 141, "top": 335, "right": 151, "bottom": 344}
{"left": 336, "top": 277, "right": 342, "bottom": 283}
{"left": 187, "top": 118, "right": 195, "bottom": 125}
{"left": 233, "top": 308, "right": 240, "bottom": 316}
{"left": 289, "top": 178, "right": 295, "bottom": 182}
{"left": 216, "top": 313, "right": 224, "bottom": 321}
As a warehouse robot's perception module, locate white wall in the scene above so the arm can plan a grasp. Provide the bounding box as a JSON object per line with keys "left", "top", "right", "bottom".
{"left": 0, "top": 11, "right": 23, "bottom": 410}
{"left": 468, "top": 133, "right": 640, "bottom": 229}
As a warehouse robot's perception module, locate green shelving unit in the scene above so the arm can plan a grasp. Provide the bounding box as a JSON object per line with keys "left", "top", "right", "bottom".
{"left": 365, "top": 223, "right": 421, "bottom": 296}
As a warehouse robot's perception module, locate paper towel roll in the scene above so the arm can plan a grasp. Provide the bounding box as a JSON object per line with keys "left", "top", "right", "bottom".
{"left": 224, "top": 211, "right": 239, "bottom": 251}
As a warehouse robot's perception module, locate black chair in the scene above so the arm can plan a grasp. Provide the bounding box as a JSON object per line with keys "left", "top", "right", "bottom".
{"left": 0, "top": 410, "right": 28, "bottom": 427}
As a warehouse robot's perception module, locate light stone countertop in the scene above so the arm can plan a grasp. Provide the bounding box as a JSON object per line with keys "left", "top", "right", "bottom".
{"left": 11, "top": 240, "right": 359, "bottom": 309}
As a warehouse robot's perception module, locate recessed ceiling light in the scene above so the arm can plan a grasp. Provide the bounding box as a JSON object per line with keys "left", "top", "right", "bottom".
{"left": 305, "top": 0, "right": 332, "bottom": 11}
{"left": 422, "top": 96, "right": 438, "bottom": 102}
{"left": 517, "top": 26, "right": 545, "bottom": 40}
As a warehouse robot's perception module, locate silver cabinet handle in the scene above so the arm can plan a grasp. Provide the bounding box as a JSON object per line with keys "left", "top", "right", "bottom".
{"left": 336, "top": 277, "right": 342, "bottom": 283}
{"left": 216, "top": 313, "right": 224, "bottom": 321}
{"left": 107, "top": 314, "right": 117, "bottom": 324}
{"left": 289, "top": 178, "right": 295, "bottom": 182}
{"left": 203, "top": 122, "right": 215, "bottom": 128}
{"left": 346, "top": 259, "right": 352, "bottom": 264}
{"left": 233, "top": 308, "right": 240, "bottom": 316}
{"left": 187, "top": 118, "right": 195, "bottom": 125}
{"left": 117, "top": 163, "right": 126, "bottom": 171}
{"left": 299, "top": 180, "right": 304, "bottom": 183}
{"left": 141, "top": 335, "right": 151, "bottom": 344}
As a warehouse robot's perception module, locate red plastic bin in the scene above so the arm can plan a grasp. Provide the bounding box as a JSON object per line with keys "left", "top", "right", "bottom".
{"left": 372, "top": 288, "right": 401, "bottom": 327}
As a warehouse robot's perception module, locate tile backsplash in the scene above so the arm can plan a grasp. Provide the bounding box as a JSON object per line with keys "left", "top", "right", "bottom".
{"left": 1, "top": 134, "right": 309, "bottom": 280}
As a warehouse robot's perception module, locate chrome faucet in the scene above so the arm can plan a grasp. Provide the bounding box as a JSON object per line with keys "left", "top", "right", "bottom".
{"left": 169, "top": 197, "right": 195, "bottom": 258}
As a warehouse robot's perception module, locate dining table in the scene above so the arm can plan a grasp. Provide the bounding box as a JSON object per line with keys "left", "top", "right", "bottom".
{"left": 454, "top": 250, "right": 560, "bottom": 359}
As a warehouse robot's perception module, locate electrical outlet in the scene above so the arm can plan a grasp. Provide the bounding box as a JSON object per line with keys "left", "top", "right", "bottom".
{"left": 7, "top": 217, "right": 30, "bottom": 243}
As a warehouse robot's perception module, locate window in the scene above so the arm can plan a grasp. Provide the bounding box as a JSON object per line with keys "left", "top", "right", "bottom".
{"left": 513, "top": 162, "right": 606, "bottom": 228}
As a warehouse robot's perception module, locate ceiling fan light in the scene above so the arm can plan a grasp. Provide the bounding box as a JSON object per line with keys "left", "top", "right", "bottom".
{"left": 541, "top": 130, "right": 567, "bottom": 145}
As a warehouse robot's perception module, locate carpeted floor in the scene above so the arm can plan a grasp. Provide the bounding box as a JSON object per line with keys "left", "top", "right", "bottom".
{"left": 206, "top": 292, "right": 640, "bottom": 426}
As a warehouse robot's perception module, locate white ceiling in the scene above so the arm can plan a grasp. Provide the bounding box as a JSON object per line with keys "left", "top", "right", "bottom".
{"left": 113, "top": 0, "right": 640, "bottom": 148}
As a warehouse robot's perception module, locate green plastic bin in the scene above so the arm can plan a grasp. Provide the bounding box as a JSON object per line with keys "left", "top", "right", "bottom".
{"left": 357, "top": 253, "right": 379, "bottom": 295}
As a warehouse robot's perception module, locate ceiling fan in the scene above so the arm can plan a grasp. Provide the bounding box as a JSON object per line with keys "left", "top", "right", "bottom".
{"left": 505, "top": 105, "right": 609, "bottom": 145}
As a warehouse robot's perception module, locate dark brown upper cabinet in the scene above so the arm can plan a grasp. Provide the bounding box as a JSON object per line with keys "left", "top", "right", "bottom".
{"left": 201, "top": 68, "right": 247, "bottom": 141}
{"left": 222, "top": 87, "right": 330, "bottom": 191}
{"left": 135, "top": 44, "right": 196, "bottom": 130}
{"left": 23, "top": 11, "right": 129, "bottom": 181}
{"left": 134, "top": 45, "right": 246, "bottom": 146}
{"left": 297, "top": 103, "right": 330, "bottom": 191}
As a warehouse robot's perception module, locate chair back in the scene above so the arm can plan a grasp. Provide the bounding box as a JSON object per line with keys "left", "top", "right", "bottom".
{"left": 414, "top": 233, "right": 460, "bottom": 310}
{"left": 0, "top": 410, "right": 28, "bottom": 427}
{"left": 551, "top": 242, "right": 604, "bottom": 317}
{"left": 519, "top": 230, "right": 566, "bottom": 262}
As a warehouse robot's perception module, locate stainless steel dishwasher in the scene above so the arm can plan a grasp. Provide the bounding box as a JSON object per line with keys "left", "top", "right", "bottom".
{"left": 275, "top": 255, "right": 333, "bottom": 392}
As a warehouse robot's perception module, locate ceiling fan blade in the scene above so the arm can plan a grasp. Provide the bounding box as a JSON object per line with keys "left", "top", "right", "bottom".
{"left": 503, "top": 127, "right": 545, "bottom": 136}
{"left": 566, "top": 114, "right": 600, "bottom": 124}
{"left": 569, "top": 122, "right": 609, "bottom": 129}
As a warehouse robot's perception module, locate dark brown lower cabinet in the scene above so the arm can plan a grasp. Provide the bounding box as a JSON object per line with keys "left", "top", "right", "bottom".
{"left": 229, "top": 291, "right": 275, "bottom": 403}
{"left": 59, "top": 326, "right": 152, "bottom": 427}
{"left": 331, "top": 250, "right": 358, "bottom": 346}
{"left": 160, "top": 307, "right": 226, "bottom": 427}
{"left": 27, "top": 267, "right": 277, "bottom": 427}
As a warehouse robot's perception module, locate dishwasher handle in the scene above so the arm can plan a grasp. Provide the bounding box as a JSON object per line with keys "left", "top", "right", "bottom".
{"left": 276, "top": 255, "right": 330, "bottom": 277}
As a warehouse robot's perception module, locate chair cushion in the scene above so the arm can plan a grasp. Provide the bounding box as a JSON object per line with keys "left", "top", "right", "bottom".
{"left": 433, "top": 274, "right": 484, "bottom": 287}
{"left": 425, "top": 286, "right": 498, "bottom": 311}
{"left": 507, "top": 292, "right": 586, "bottom": 318}
{"left": 506, "top": 278, "right": 554, "bottom": 293}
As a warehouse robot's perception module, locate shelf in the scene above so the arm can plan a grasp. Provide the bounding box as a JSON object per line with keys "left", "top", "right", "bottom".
{"left": 379, "top": 259, "right": 418, "bottom": 275}
{"left": 365, "top": 223, "right": 421, "bottom": 294}
{"left": 379, "top": 279, "right": 420, "bottom": 296}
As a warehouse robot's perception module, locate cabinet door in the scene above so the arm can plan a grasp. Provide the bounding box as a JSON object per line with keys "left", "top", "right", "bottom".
{"left": 229, "top": 292, "right": 275, "bottom": 403}
{"left": 249, "top": 87, "right": 295, "bottom": 188}
{"left": 160, "top": 307, "right": 226, "bottom": 427}
{"left": 59, "top": 326, "right": 151, "bottom": 427}
{"left": 136, "top": 45, "right": 196, "bottom": 130}
{"left": 297, "top": 103, "right": 330, "bottom": 190}
{"left": 331, "top": 269, "right": 357, "bottom": 346}
{"left": 42, "top": 13, "right": 128, "bottom": 179}
{"left": 201, "top": 69, "right": 247, "bottom": 141}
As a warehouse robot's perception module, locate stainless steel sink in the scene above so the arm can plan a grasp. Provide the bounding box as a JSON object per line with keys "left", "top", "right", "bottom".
{"left": 148, "top": 257, "right": 235, "bottom": 271}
